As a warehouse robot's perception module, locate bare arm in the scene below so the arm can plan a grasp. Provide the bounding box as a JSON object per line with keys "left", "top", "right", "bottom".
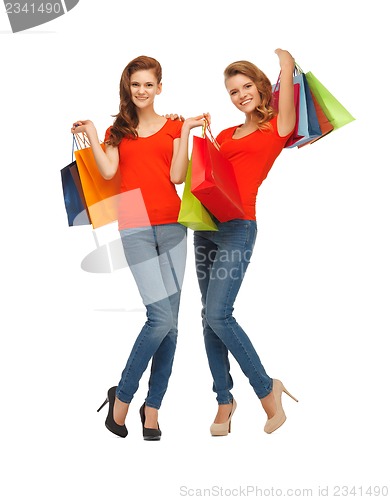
{"left": 274, "top": 49, "right": 296, "bottom": 137}
{"left": 170, "top": 114, "right": 210, "bottom": 184}
{"left": 71, "top": 120, "right": 119, "bottom": 180}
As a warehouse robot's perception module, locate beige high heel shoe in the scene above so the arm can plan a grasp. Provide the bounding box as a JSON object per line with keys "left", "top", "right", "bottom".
{"left": 264, "top": 379, "right": 298, "bottom": 434}
{"left": 210, "top": 399, "right": 237, "bottom": 436}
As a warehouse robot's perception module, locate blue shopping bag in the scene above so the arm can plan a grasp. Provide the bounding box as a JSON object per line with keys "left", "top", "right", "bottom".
{"left": 273, "top": 66, "right": 322, "bottom": 149}
{"left": 61, "top": 137, "right": 91, "bottom": 226}
{"left": 287, "top": 68, "right": 322, "bottom": 148}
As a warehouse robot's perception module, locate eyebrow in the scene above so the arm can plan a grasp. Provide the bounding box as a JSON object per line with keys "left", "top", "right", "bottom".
{"left": 227, "top": 80, "right": 253, "bottom": 92}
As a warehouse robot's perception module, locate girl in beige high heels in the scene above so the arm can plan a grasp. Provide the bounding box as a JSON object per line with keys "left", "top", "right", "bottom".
{"left": 193, "top": 49, "right": 298, "bottom": 436}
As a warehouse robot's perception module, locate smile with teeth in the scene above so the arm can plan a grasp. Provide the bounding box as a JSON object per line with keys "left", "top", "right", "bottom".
{"left": 241, "top": 99, "right": 252, "bottom": 105}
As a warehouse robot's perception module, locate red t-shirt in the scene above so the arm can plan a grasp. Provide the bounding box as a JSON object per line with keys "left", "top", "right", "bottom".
{"left": 216, "top": 116, "right": 292, "bottom": 220}
{"left": 105, "top": 119, "right": 183, "bottom": 229}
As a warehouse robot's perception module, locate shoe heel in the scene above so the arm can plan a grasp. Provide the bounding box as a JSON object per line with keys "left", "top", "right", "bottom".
{"left": 282, "top": 385, "right": 298, "bottom": 403}
{"left": 97, "top": 387, "right": 128, "bottom": 438}
{"left": 97, "top": 398, "right": 108, "bottom": 412}
{"left": 210, "top": 399, "right": 237, "bottom": 437}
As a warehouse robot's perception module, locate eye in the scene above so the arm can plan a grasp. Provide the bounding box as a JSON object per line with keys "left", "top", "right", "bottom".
{"left": 230, "top": 90, "right": 237, "bottom": 96}
{"left": 245, "top": 83, "right": 253, "bottom": 89}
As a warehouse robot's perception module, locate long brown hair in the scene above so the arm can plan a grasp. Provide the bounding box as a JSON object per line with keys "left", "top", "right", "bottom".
{"left": 224, "top": 60, "right": 276, "bottom": 131}
{"left": 106, "top": 55, "right": 162, "bottom": 147}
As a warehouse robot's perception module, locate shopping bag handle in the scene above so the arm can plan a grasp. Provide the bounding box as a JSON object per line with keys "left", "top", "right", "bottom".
{"left": 71, "top": 134, "right": 78, "bottom": 162}
{"left": 74, "top": 132, "right": 91, "bottom": 148}
{"left": 72, "top": 131, "right": 103, "bottom": 152}
{"left": 203, "top": 116, "right": 221, "bottom": 151}
{"left": 71, "top": 132, "right": 87, "bottom": 161}
{"left": 72, "top": 131, "right": 104, "bottom": 160}
{"left": 273, "top": 63, "right": 302, "bottom": 93}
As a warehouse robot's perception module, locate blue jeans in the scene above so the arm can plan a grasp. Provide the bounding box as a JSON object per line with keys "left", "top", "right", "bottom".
{"left": 194, "top": 219, "right": 273, "bottom": 404}
{"left": 116, "top": 223, "right": 187, "bottom": 409}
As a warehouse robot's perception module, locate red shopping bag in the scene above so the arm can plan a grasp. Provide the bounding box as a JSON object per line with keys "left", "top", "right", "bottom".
{"left": 191, "top": 123, "right": 245, "bottom": 222}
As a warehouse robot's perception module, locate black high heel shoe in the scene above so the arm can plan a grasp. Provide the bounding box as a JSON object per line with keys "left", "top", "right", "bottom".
{"left": 139, "top": 403, "right": 161, "bottom": 441}
{"left": 97, "top": 386, "right": 128, "bottom": 438}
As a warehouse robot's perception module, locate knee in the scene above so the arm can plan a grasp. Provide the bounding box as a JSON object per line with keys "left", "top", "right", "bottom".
{"left": 204, "top": 309, "right": 228, "bottom": 334}
{"left": 146, "top": 302, "right": 176, "bottom": 333}
{"left": 150, "top": 313, "right": 175, "bottom": 333}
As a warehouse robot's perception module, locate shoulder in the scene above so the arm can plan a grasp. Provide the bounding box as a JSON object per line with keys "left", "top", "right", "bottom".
{"left": 267, "top": 115, "right": 291, "bottom": 139}
{"left": 273, "top": 114, "right": 293, "bottom": 139}
{"left": 166, "top": 118, "right": 183, "bottom": 133}
{"left": 104, "top": 125, "right": 113, "bottom": 142}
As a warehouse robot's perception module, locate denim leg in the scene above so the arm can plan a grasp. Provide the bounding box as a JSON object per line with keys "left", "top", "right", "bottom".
{"left": 194, "top": 220, "right": 272, "bottom": 402}
{"left": 146, "top": 291, "right": 180, "bottom": 408}
{"left": 145, "top": 223, "right": 187, "bottom": 408}
{"left": 116, "top": 224, "right": 187, "bottom": 408}
{"left": 116, "top": 296, "right": 175, "bottom": 405}
{"left": 194, "top": 234, "right": 233, "bottom": 404}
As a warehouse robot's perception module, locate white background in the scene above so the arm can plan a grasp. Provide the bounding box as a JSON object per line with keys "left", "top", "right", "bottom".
{"left": 1, "top": 1, "right": 389, "bottom": 499}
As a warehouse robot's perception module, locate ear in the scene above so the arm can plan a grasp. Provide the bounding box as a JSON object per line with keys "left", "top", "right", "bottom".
{"left": 156, "top": 82, "right": 162, "bottom": 95}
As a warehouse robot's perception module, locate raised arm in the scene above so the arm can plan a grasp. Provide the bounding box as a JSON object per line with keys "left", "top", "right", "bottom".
{"left": 170, "top": 114, "right": 210, "bottom": 184}
{"left": 71, "top": 120, "right": 119, "bottom": 180}
{"left": 274, "top": 49, "right": 296, "bottom": 137}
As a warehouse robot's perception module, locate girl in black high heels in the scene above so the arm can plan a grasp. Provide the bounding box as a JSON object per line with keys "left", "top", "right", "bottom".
{"left": 73, "top": 55, "right": 207, "bottom": 439}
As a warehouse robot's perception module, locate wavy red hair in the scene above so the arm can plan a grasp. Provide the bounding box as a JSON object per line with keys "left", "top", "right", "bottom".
{"left": 106, "top": 56, "right": 162, "bottom": 147}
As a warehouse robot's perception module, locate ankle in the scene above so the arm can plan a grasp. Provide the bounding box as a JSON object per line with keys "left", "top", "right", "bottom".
{"left": 114, "top": 397, "right": 129, "bottom": 426}
{"left": 214, "top": 402, "right": 233, "bottom": 424}
{"left": 144, "top": 405, "right": 159, "bottom": 429}
{"left": 260, "top": 392, "right": 276, "bottom": 419}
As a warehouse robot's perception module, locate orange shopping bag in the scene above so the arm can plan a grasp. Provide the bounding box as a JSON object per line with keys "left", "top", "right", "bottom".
{"left": 298, "top": 89, "right": 334, "bottom": 148}
{"left": 74, "top": 133, "right": 121, "bottom": 228}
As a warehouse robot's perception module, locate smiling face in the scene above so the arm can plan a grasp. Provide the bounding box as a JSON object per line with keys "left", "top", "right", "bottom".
{"left": 129, "top": 69, "right": 162, "bottom": 109}
{"left": 225, "top": 73, "right": 261, "bottom": 115}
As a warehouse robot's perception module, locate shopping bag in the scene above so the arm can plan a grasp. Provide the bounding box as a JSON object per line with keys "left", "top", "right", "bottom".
{"left": 61, "top": 137, "right": 91, "bottom": 226}
{"left": 178, "top": 157, "right": 218, "bottom": 231}
{"left": 74, "top": 133, "right": 121, "bottom": 229}
{"left": 298, "top": 89, "right": 334, "bottom": 148}
{"left": 191, "top": 124, "right": 245, "bottom": 222}
{"left": 61, "top": 161, "right": 91, "bottom": 226}
{"left": 285, "top": 67, "right": 322, "bottom": 148}
{"left": 272, "top": 73, "right": 302, "bottom": 147}
{"left": 305, "top": 71, "right": 355, "bottom": 130}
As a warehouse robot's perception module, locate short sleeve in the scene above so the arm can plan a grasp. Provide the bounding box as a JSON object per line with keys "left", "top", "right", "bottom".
{"left": 168, "top": 119, "right": 183, "bottom": 139}
{"left": 104, "top": 126, "right": 112, "bottom": 142}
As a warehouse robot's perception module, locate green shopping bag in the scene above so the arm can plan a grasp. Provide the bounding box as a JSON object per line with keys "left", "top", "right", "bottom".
{"left": 178, "top": 158, "right": 218, "bottom": 231}
{"left": 305, "top": 71, "right": 355, "bottom": 130}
